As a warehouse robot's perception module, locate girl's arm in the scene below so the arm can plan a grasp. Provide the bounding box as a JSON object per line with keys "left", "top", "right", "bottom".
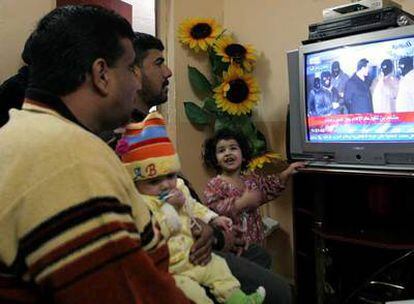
{"left": 233, "top": 189, "right": 263, "bottom": 213}
{"left": 248, "top": 161, "right": 305, "bottom": 203}
{"left": 279, "top": 162, "right": 305, "bottom": 186}
{"left": 204, "top": 179, "right": 262, "bottom": 216}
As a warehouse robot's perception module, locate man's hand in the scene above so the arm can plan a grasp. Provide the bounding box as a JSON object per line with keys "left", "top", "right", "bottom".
{"left": 190, "top": 218, "right": 213, "bottom": 266}
{"left": 232, "top": 227, "right": 248, "bottom": 256}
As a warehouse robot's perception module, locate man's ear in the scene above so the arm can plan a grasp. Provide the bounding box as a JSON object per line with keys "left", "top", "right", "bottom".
{"left": 91, "top": 58, "right": 110, "bottom": 96}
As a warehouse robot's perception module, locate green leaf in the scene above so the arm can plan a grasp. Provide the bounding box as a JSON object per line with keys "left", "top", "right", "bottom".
{"left": 184, "top": 101, "right": 212, "bottom": 125}
{"left": 208, "top": 50, "right": 229, "bottom": 83}
{"left": 251, "top": 137, "right": 267, "bottom": 155}
{"left": 203, "top": 97, "right": 218, "bottom": 113}
{"left": 214, "top": 115, "right": 233, "bottom": 132}
{"left": 256, "top": 130, "right": 268, "bottom": 152}
{"left": 188, "top": 66, "right": 213, "bottom": 97}
{"left": 230, "top": 115, "right": 254, "bottom": 137}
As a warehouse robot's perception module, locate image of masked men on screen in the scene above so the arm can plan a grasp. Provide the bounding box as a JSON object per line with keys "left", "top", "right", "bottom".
{"left": 331, "top": 61, "right": 350, "bottom": 114}
{"left": 344, "top": 58, "right": 373, "bottom": 114}
{"left": 308, "top": 77, "right": 333, "bottom": 116}
{"left": 396, "top": 56, "right": 414, "bottom": 112}
{"left": 321, "top": 71, "right": 343, "bottom": 115}
{"left": 371, "top": 59, "right": 399, "bottom": 113}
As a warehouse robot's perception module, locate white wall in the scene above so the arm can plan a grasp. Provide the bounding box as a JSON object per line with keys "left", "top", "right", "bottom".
{"left": 123, "top": 0, "right": 156, "bottom": 35}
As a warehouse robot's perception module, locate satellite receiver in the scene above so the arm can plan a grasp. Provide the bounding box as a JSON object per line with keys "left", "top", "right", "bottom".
{"left": 323, "top": 0, "right": 401, "bottom": 20}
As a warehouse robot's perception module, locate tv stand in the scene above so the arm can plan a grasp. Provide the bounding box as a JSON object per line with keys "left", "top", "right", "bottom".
{"left": 292, "top": 167, "right": 414, "bottom": 303}
{"left": 305, "top": 161, "right": 414, "bottom": 174}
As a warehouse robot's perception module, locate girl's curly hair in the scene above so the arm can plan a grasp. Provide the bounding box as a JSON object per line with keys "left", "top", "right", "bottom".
{"left": 202, "top": 128, "right": 252, "bottom": 173}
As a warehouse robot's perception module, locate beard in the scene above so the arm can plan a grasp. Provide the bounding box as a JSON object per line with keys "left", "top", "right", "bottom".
{"left": 140, "top": 75, "right": 169, "bottom": 109}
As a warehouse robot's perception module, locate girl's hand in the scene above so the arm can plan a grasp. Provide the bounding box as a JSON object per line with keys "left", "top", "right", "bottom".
{"left": 164, "top": 189, "right": 186, "bottom": 209}
{"left": 279, "top": 161, "right": 306, "bottom": 185}
{"left": 241, "top": 189, "right": 263, "bottom": 208}
{"left": 211, "top": 216, "right": 233, "bottom": 232}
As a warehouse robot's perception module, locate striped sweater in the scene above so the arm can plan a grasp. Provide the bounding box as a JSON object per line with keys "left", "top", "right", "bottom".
{"left": 0, "top": 102, "right": 190, "bottom": 303}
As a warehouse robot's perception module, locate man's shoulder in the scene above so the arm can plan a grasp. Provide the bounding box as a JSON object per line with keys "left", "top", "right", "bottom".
{"left": 1, "top": 109, "right": 119, "bottom": 172}
{"left": 346, "top": 75, "right": 359, "bottom": 87}
{"left": 340, "top": 71, "right": 350, "bottom": 80}
{"left": 6, "top": 109, "right": 103, "bottom": 148}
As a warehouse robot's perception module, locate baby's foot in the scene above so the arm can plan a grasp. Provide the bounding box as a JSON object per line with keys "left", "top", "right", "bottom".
{"left": 226, "top": 286, "right": 266, "bottom": 304}
{"left": 246, "top": 286, "right": 266, "bottom": 304}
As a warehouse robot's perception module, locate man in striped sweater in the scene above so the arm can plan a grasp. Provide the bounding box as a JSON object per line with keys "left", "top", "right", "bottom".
{"left": 0, "top": 5, "right": 191, "bottom": 304}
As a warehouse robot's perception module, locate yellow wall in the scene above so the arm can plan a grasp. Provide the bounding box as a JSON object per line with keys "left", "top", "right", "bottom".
{"left": 0, "top": 0, "right": 55, "bottom": 82}
{"left": 2, "top": 0, "right": 414, "bottom": 281}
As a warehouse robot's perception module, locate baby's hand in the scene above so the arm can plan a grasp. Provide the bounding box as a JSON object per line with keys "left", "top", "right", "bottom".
{"left": 160, "top": 189, "right": 185, "bottom": 209}
{"left": 212, "top": 216, "right": 233, "bottom": 232}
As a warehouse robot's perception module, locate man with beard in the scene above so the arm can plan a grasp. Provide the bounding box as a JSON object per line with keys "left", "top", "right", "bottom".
{"left": 130, "top": 32, "right": 292, "bottom": 304}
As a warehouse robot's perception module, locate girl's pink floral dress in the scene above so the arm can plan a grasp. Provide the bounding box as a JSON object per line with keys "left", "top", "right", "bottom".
{"left": 203, "top": 172, "right": 285, "bottom": 248}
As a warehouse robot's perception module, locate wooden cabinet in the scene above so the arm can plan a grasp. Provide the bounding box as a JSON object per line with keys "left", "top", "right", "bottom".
{"left": 292, "top": 167, "right": 414, "bottom": 304}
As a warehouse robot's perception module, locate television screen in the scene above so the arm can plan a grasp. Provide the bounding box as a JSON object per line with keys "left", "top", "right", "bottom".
{"left": 305, "top": 35, "right": 414, "bottom": 143}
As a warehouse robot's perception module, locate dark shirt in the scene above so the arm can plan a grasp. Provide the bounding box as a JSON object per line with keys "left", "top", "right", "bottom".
{"left": 344, "top": 74, "right": 373, "bottom": 114}
{"left": 308, "top": 88, "right": 333, "bottom": 116}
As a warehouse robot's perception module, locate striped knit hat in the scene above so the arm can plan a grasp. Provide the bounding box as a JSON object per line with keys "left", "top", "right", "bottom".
{"left": 116, "top": 112, "right": 181, "bottom": 181}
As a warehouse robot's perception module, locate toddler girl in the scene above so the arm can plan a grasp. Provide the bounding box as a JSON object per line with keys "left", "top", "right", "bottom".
{"left": 203, "top": 128, "right": 303, "bottom": 267}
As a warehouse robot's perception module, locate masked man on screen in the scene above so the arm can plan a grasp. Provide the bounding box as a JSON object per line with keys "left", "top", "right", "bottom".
{"left": 344, "top": 58, "right": 373, "bottom": 114}
{"left": 331, "top": 61, "right": 350, "bottom": 114}
{"left": 371, "top": 59, "right": 399, "bottom": 113}
{"left": 396, "top": 56, "right": 414, "bottom": 112}
{"left": 321, "top": 71, "right": 344, "bottom": 115}
{"left": 308, "top": 77, "right": 333, "bottom": 116}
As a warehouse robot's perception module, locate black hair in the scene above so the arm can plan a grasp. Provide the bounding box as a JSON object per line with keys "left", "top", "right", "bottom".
{"left": 381, "top": 59, "right": 394, "bottom": 76}
{"left": 28, "top": 5, "right": 135, "bottom": 96}
{"left": 331, "top": 61, "right": 340, "bottom": 70}
{"left": 0, "top": 67, "right": 29, "bottom": 127}
{"left": 399, "top": 56, "right": 413, "bottom": 76}
{"left": 203, "top": 128, "right": 252, "bottom": 173}
{"left": 133, "top": 32, "right": 164, "bottom": 67}
{"left": 0, "top": 33, "right": 33, "bottom": 127}
{"left": 321, "top": 71, "right": 331, "bottom": 79}
{"left": 357, "top": 58, "right": 369, "bottom": 71}
{"left": 22, "top": 33, "right": 34, "bottom": 65}
{"left": 313, "top": 77, "right": 321, "bottom": 89}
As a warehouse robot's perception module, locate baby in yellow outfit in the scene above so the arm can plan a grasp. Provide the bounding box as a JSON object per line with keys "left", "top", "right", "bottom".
{"left": 116, "top": 112, "right": 265, "bottom": 304}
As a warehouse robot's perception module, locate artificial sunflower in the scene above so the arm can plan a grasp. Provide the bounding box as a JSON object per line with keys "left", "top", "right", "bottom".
{"left": 247, "top": 152, "right": 282, "bottom": 171}
{"left": 178, "top": 18, "right": 222, "bottom": 52}
{"left": 214, "top": 65, "right": 260, "bottom": 115}
{"left": 213, "top": 35, "right": 257, "bottom": 71}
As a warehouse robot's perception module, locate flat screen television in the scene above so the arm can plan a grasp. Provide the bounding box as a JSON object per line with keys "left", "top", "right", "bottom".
{"left": 287, "top": 25, "right": 414, "bottom": 170}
